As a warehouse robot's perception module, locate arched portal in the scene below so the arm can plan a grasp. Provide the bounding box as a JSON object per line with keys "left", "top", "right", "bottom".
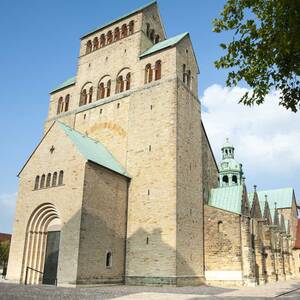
{"left": 21, "top": 203, "right": 61, "bottom": 285}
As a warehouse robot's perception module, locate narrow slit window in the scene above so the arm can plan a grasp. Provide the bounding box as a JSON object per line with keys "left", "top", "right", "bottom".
{"left": 106, "top": 252, "right": 112, "bottom": 268}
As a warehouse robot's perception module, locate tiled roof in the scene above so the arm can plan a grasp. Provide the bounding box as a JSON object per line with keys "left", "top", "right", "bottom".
{"left": 81, "top": 1, "right": 157, "bottom": 39}
{"left": 0, "top": 233, "right": 11, "bottom": 243}
{"left": 294, "top": 219, "right": 300, "bottom": 249}
{"left": 140, "top": 32, "right": 188, "bottom": 58}
{"left": 208, "top": 185, "right": 243, "bottom": 214}
{"left": 50, "top": 76, "right": 76, "bottom": 94}
{"left": 59, "top": 122, "right": 130, "bottom": 178}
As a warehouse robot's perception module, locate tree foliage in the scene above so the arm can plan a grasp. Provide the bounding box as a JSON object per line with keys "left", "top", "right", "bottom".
{"left": 214, "top": 0, "right": 300, "bottom": 112}
{"left": 0, "top": 241, "right": 10, "bottom": 265}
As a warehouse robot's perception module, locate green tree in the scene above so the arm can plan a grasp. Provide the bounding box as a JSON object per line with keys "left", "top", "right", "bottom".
{"left": 214, "top": 0, "right": 300, "bottom": 112}
{"left": 0, "top": 241, "right": 10, "bottom": 266}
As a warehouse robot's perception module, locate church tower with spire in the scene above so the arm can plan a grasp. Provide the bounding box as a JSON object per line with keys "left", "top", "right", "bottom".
{"left": 219, "top": 139, "right": 244, "bottom": 187}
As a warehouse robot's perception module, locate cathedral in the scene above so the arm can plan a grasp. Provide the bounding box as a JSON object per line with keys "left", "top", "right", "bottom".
{"left": 7, "top": 1, "right": 300, "bottom": 287}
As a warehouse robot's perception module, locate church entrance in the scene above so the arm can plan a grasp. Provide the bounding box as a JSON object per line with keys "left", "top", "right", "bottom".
{"left": 42, "top": 231, "right": 60, "bottom": 285}
{"left": 22, "top": 203, "right": 61, "bottom": 285}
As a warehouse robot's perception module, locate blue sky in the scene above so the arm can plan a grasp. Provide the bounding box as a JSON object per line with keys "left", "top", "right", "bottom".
{"left": 0, "top": 0, "right": 299, "bottom": 233}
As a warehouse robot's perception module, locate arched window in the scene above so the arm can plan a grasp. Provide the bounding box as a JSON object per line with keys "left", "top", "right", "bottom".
{"left": 88, "top": 87, "right": 93, "bottom": 103}
{"left": 155, "top": 35, "right": 160, "bottom": 44}
{"left": 114, "top": 27, "right": 120, "bottom": 41}
{"left": 52, "top": 172, "right": 57, "bottom": 187}
{"left": 97, "top": 82, "right": 105, "bottom": 99}
{"left": 100, "top": 34, "right": 106, "bottom": 47}
{"left": 106, "top": 80, "right": 111, "bottom": 97}
{"left": 232, "top": 175, "right": 238, "bottom": 184}
{"left": 46, "top": 173, "right": 51, "bottom": 188}
{"left": 57, "top": 97, "right": 63, "bottom": 115}
{"left": 146, "top": 23, "right": 150, "bottom": 37}
{"left": 218, "top": 221, "right": 223, "bottom": 233}
{"left": 150, "top": 30, "right": 155, "bottom": 43}
{"left": 93, "top": 37, "right": 99, "bottom": 50}
{"left": 106, "top": 252, "right": 112, "bottom": 268}
{"left": 155, "top": 60, "right": 161, "bottom": 80}
{"left": 222, "top": 175, "right": 229, "bottom": 184}
{"left": 145, "top": 64, "right": 152, "bottom": 84}
{"left": 40, "top": 174, "right": 46, "bottom": 189}
{"left": 80, "top": 89, "right": 87, "bottom": 106}
{"left": 183, "top": 64, "right": 186, "bottom": 83}
{"left": 86, "top": 40, "right": 92, "bottom": 54}
{"left": 58, "top": 171, "right": 64, "bottom": 186}
{"left": 116, "top": 76, "right": 124, "bottom": 93}
{"left": 65, "top": 95, "right": 70, "bottom": 112}
{"left": 129, "top": 20, "right": 134, "bottom": 34}
{"left": 107, "top": 31, "right": 113, "bottom": 44}
{"left": 126, "top": 73, "right": 131, "bottom": 90}
{"left": 34, "top": 176, "right": 40, "bottom": 190}
{"left": 121, "top": 24, "right": 128, "bottom": 38}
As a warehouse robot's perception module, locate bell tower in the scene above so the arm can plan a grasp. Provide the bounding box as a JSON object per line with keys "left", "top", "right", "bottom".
{"left": 219, "top": 138, "right": 243, "bottom": 187}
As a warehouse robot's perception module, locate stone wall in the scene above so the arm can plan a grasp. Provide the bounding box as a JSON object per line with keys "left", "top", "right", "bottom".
{"left": 204, "top": 205, "right": 243, "bottom": 285}
{"left": 76, "top": 162, "right": 128, "bottom": 284}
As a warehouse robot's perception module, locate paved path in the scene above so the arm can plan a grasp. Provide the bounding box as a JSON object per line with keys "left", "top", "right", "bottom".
{"left": 0, "top": 279, "right": 300, "bottom": 299}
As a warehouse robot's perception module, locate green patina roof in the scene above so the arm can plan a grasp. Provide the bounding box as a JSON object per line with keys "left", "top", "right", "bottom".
{"left": 248, "top": 187, "right": 294, "bottom": 222}
{"left": 208, "top": 185, "right": 244, "bottom": 214}
{"left": 50, "top": 76, "right": 76, "bottom": 94}
{"left": 59, "top": 122, "right": 130, "bottom": 178}
{"left": 220, "top": 158, "right": 242, "bottom": 172}
{"left": 81, "top": 1, "right": 157, "bottom": 39}
{"left": 140, "top": 32, "right": 189, "bottom": 58}
{"left": 222, "top": 138, "right": 234, "bottom": 149}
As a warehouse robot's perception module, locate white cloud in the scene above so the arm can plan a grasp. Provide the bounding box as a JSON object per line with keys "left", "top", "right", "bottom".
{"left": 201, "top": 84, "right": 300, "bottom": 178}
{"left": 0, "top": 192, "right": 17, "bottom": 233}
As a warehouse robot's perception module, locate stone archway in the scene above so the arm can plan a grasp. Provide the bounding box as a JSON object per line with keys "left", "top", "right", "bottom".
{"left": 21, "top": 203, "right": 61, "bottom": 285}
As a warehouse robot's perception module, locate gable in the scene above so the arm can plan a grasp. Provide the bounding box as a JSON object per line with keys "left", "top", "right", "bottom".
{"left": 250, "top": 192, "right": 262, "bottom": 219}
{"left": 18, "top": 122, "right": 86, "bottom": 178}
{"left": 19, "top": 122, "right": 130, "bottom": 179}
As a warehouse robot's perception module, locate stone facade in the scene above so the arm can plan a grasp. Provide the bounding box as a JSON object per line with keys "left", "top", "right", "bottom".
{"left": 205, "top": 141, "right": 299, "bottom": 287}
{"left": 6, "top": 1, "right": 299, "bottom": 288}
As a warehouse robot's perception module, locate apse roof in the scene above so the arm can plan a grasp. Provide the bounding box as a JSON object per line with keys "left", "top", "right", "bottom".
{"left": 59, "top": 122, "right": 130, "bottom": 178}
{"left": 208, "top": 185, "right": 244, "bottom": 214}
{"left": 50, "top": 76, "right": 76, "bottom": 94}
{"left": 140, "top": 32, "right": 189, "bottom": 58}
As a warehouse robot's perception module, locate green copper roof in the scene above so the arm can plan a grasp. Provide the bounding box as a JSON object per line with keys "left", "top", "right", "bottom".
{"left": 50, "top": 76, "right": 76, "bottom": 94}
{"left": 220, "top": 158, "right": 242, "bottom": 172}
{"left": 248, "top": 187, "right": 294, "bottom": 222}
{"left": 256, "top": 188, "right": 293, "bottom": 209}
{"left": 222, "top": 138, "right": 234, "bottom": 149}
{"left": 59, "top": 122, "right": 130, "bottom": 178}
{"left": 81, "top": 1, "right": 157, "bottom": 39}
{"left": 140, "top": 32, "right": 189, "bottom": 58}
{"left": 208, "top": 185, "right": 244, "bottom": 214}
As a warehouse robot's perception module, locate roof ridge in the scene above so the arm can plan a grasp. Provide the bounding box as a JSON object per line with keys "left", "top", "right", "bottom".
{"left": 58, "top": 122, "right": 130, "bottom": 178}
{"left": 140, "top": 32, "right": 189, "bottom": 58}
{"left": 50, "top": 76, "right": 76, "bottom": 94}
{"left": 58, "top": 121, "right": 100, "bottom": 144}
{"left": 257, "top": 187, "right": 293, "bottom": 192}
{"left": 81, "top": 1, "right": 157, "bottom": 39}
